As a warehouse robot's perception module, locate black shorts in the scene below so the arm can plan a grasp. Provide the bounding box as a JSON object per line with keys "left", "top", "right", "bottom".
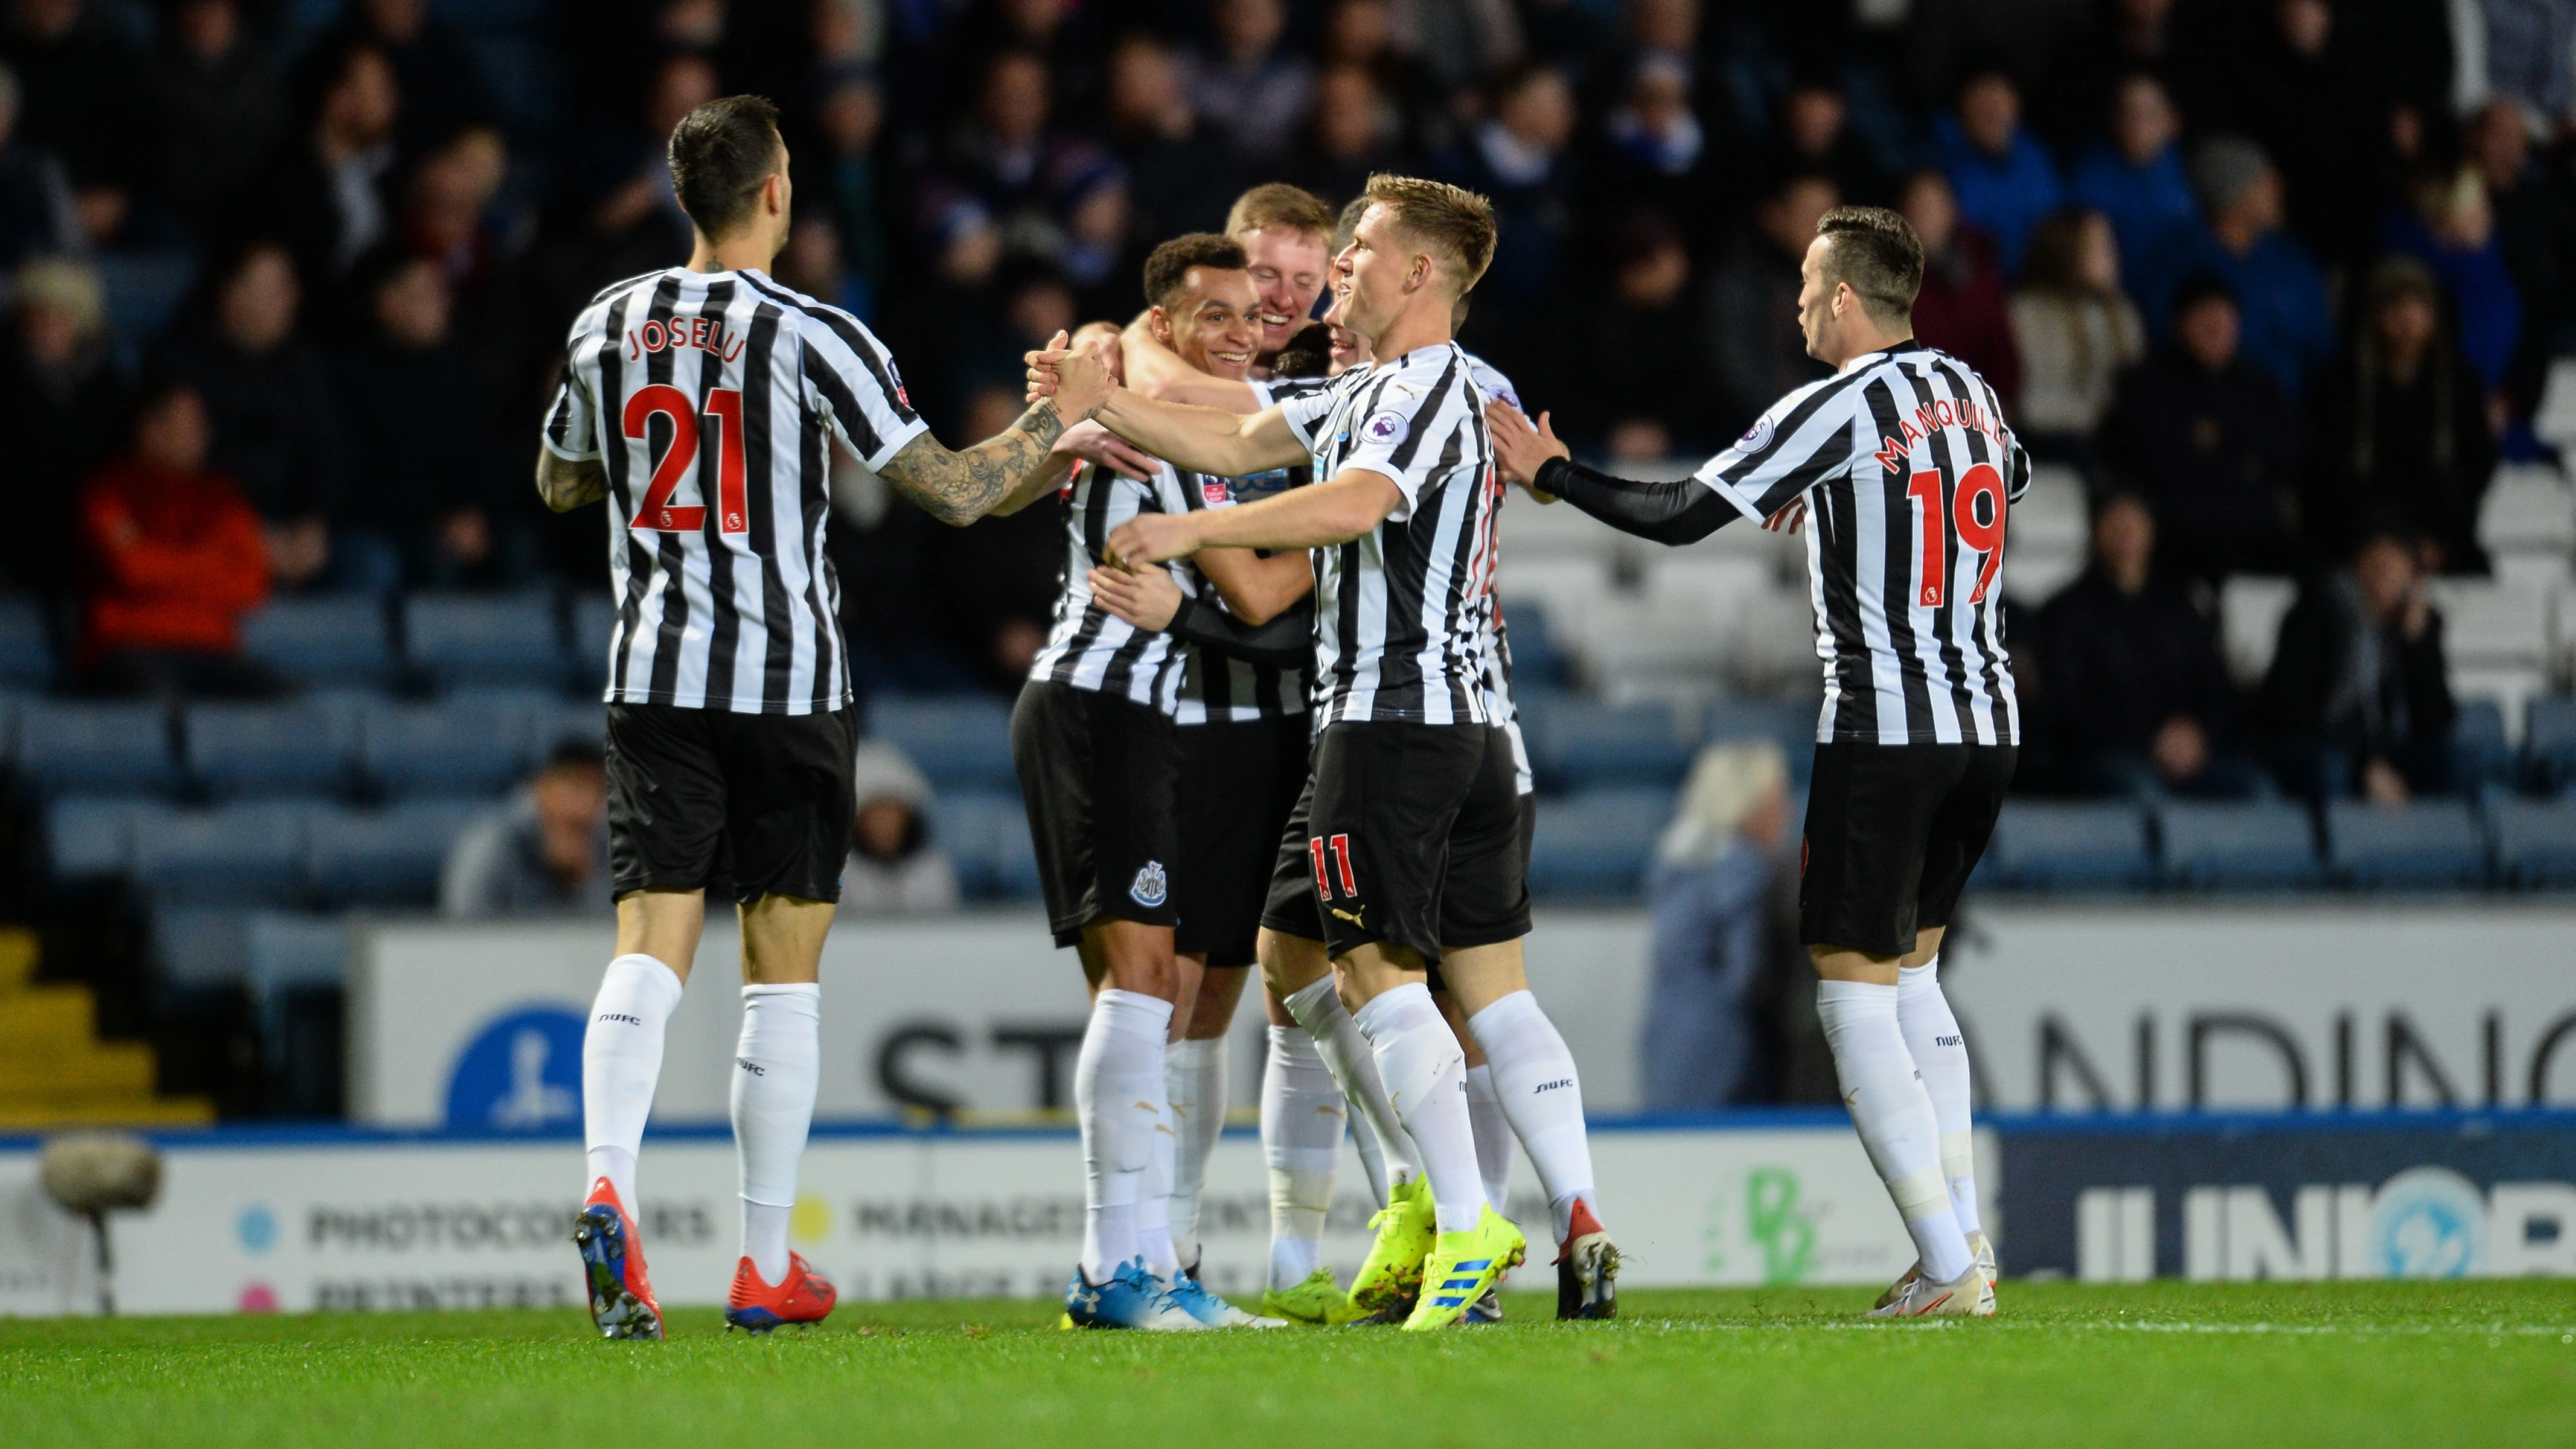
{"left": 1011, "top": 680, "right": 1180, "bottom": 948}
{"left": 1174, "top": 712, "right": 1311, "bottom": 968}
{"left": 1800, "top": 742, "right": 2017, "bottom": 957}
{"left": 1259, "top": 721, "right": 1523, "bottom": 965}
{"left": 606, "top": 702, "right": 857, "bottom": 906}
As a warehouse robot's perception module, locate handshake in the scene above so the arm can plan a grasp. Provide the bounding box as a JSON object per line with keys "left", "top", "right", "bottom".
{"left": 1024, "top": 323, "right": 1123, "bottom": 419}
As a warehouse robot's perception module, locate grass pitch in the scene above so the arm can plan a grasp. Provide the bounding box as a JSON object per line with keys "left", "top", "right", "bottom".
{"left": 3, "top": 1281, "right": 2570, "bottom": 1448}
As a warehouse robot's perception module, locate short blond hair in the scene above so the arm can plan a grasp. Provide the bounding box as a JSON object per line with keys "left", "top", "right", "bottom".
{"left": 16, "top": 256, "right": 105, "bottom": 340}
{"left": 1225, "top": 183, "right": 1335, "bottom": 245}
{"left": 1361, "top": 174, "right": 1497, "bottom": 296}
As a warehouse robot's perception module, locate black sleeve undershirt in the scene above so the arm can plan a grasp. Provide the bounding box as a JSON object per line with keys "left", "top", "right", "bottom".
{"left": 1532, "top": 456, "right": 1739, "bottom": 546}
{"left": 1166, "top": 593, "right": 1314, "bottom": 672}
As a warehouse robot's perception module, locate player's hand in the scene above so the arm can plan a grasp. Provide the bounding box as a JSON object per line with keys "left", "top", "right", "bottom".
{"left": 1487, "top": 403, "right": 1569, "bottom": 497}
{"left": 1104, "top": 512, "right": 1197, "bottom": 568}
{"left": 1763, "top": 499, "right": 1806, "bottom": 534}
{"left": 1088, "top": 562, "right": 1184, "bottom": 631}
{"left": 1056, "top": 419, "right": 1159, "bottom": 480}
{"left": 1027, "top": 331, "right": 1114, "bottom": 421}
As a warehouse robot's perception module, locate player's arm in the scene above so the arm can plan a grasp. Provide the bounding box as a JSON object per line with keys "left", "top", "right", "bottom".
{"left": 875, "top": 398, "right": 1085, "bottom": 527}
{"left": 1029, "top": 340, "right": 1302, "bottom": 477}
{"left": 1107, "top": 470, "right": 1400, "bottom": 567}
{"left": 534, "top": 445, "right": 606, "bottom": 512}
{"left": 1088, "top": 564, "right": 1315, "bottom": 670}
{"left": 1487, "top": 403, "right": 1736, "bottom": 547}
{"left": 1188, "top": 546, "right": 1313, "bottom": 625}
{"left": 1120, "top": 314, "right": 1264, "bottom": 414}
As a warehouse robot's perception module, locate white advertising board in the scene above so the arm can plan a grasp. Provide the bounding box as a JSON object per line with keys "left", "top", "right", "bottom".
{"left": 0, "top": 1122, "right": 1951, "bottom": 1317}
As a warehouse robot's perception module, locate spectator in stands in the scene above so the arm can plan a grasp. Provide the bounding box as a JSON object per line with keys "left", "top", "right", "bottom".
{"left": 1284, "top": 65, "right": 1407, "bottom": 211}
{"left": 809, "top": 69, "right": 889, "bottom": 319}
{"left": 1317, "top": 0, "right": 1446, "bottom": 150}
{"left": 142, "top": 0, "right": 283, "bottom": 242}
{"left": 0, "top": 256, "right": 117, "bottom": 601}
{"left": 322, "top": 0, "right": 496, "bottom": 161}
{"left": 2260, "top": 529, "right": 2456, "bottom": 804}
{"left": 839, "top": 741, "right": 961, "bottom": 916}
{"left": 441, "top": 739, "right": 613, "bottom": 917}
{"left": 1769, "top": 78, "right": 1889, "bottom": 209}
{"left": 2008, "top": 209, "right": 2145, "bottom": 467}
{"left": 1928, "top": 71, "right": 2060, "bottom": 275}
{"left": 2469, "top": 98, "right": 2574, "bottom": 442}
{"left": 2382, "top": 164, "right": 2523, "bottom": 400}
{"left": 2037, "top": 492, "right": 2256, "bottom": 799}
{"left": 1442, "top": 62, "right": 1578, "bottom": 320}
{"left": 398, "top": 127, "right": 512, "bottom": 293}
{"left": 261, "top": 39, "right": 402, "bottom": 284}
{"left": 1899, "top": 168, "right": 2019, "bottom": 404}
{"left": 1641, "top": 740, "right": 1791, "bottom": 1109}
{"left": 2479, "top": 0, "right": 2574, "bottom": 134}
{"left": 334, "top": 249, "right": 513, "bottom": 590}
{"left": 0, "top": 0, "right": 144, "bottom": 247}
{"left": 2181, "top": 135, "right": 2334, "bottom": 396}
{"left": 0, "top": 62, "right": 78, "bottom": 267}
{"left": 1189, "top": 0, "right": 1315, "bottom": 162}
{"left": 1710, "top": 170, "right": 1835, "bottom": 433}
{"left": 922, "top": 52, "right": 1114, "bottom": 283}
{"left": 77, "top": 378, "right": 274, "bottom": 698}
{"left": 2100, "top": 273, "right": 2307, "bottom": 585}
{"left": 2068, "top": 74, "right": 2199, "bottom": 325}
{"left": 1542, "top": 208, "right": 1707, "bottom": 461}
{"left": 2224, "top": 0, "right": 2378, "bottom": 269}
{"left": 156, "top": 241, "right": 356, "bottom": 593}
{"left": 1593, "top": 54, "right": 1722, "bottom": 254}
{"left": 2304, "top": 257, "right": 2498, "bottom": 576}
{"left": 1102, "top": 36, "right": 1238, "bottom": 245}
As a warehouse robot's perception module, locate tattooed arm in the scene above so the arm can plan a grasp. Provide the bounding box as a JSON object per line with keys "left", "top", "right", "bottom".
{"left": 876, "top": 398, "right": 1082, "bottom": 526}
{"left": 534, "top": 445, "right": 607, "bottom": 512}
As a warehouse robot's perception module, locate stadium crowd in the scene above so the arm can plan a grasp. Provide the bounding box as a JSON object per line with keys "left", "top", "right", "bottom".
{"left": 0, "top": 0, "right": 2571, "bottom": 816}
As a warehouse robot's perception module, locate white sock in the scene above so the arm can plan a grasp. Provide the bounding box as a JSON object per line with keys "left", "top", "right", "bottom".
{"left": 1469, "top": 991, "right": 1600, "bottom": 1243}
{"left": 1464, "top": 1063, "right": 1513, "bottom": 1220}
{"left": 1075, "top": 988, "right": 1172, "bottom": 1281}
{"left": 1283, "top": 973, "right": 1418, "bottom": 1194}
{"left": 582, "top": 954, "right": 684, "bottom": 1213}
{"left": 1352, "top": 982, "right": 1486, "bottom": 1234}
{"left": 1166, "top": 1037, "right": 1227, "bottom": 1269}
{"left": 1898, "top": 958, "right": 1981, "bottom": 1239}
{"left": 732, "top": 982, "right": 820, "bottom": 1285}
{"left": 1138, "top": 1092, "right": 1180, "bottom": 1281}
{"left": 1817, "top": 979, "right": 1974, "bottom": 1282}
{"left": 1261, "top": 1025, "right": 1342, "bottom": 1290}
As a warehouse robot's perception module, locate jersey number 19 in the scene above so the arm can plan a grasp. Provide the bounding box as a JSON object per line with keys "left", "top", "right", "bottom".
{"left": 1904, "top": 461, "right": 2007, "bottom": 608}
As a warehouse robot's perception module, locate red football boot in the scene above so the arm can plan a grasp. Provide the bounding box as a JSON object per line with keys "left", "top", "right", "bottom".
{"left": 1554, "top": 1199, "right": 1620, "bottom": 1320}
{"left": 573, "top": 1177, "right": 663, "bottom": 1340}
{"left": 724, "top": 1252, "right": 838, "bottom": 1333}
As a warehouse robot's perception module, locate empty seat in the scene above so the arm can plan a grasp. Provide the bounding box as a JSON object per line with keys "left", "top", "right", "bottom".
{"left": 308, "top": 800, "right": 490, "bottom": 906}
{"left": 2450, "top": 699, "right": 2513, "bottom": 790}
{"left": 1981, "top": 801, "right": 2154, "bottom": 890}
{"left": 245, "top": 911, "right": 349, "bottom": 997}
{"left": 240, "top": 597, "right": 397, "bottom": 687}
{"left": 567, "top": 593, "right": 616, "bottom": 692}
{"left": 1702, "top": 698, "right": 1817, "bottom": 786}
{"left": 2219, "top": 577, "right": 2298, "bottom": 690}
{"left": 2325, "top": 800, "right": 2488, "bottom": 888}
{"left": 871, "top": 696, "right": 1017, "bottom": 792}
{"left": 185, "top": 700, "right": 359, "bottom": 799}
{"left": 1528, "top": 788, "right": 1667, "bottom": 900}
{"left": 0, "top": 595, "right": 53, "bottom": 689}
{"left": 359, "top": 695, "right": 539, "bottom": 798}
{"left": 2430, "top": 579, "right": 2551, "bottom": 667}
{"left": 153, "top": 906, "right": 251, "bottom": 988}
{"left": 2453, "top": 667, "right": 2549, "bottom": 746}
{"left": 132, "top": 802, "right": 308, "bottom": 906}
{"left": 2491, "top": 798, "right": 2576, "bottom": 885}
{"left": 2530, "top": 696, "right": 2576, "bottom": 791}
{"left": 2158, "top": 800, "right": 2324, "bottom": 888}
{"left": 2479, "top": 465, "right": 2575, "bottom": 556}
{"left": 1526, "top": 699, "right": 1693, "bottom": 789}
{"left": 403, "top": 592, "right": 568, "bottom": 690}
{"left": 14, "top": 702, "right": 179, "bottom": 797}
{"left": 48, "top": 797, "right": 150, "bottom": 878}
{"left": 927, "top": 789, "right": 1031, "bottom": 901}
{"left": 1498, "top": 600, "right": 1565, "bottom": 687}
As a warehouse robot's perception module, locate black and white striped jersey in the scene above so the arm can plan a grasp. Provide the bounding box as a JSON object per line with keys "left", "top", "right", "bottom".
{"left": 1026, "top": 461, "right": 1199, "bottom": 711}
{"left": 1171, "top": 462, "right": 1311, "bottom": 725}
{"left": 543, "top": 266, "right": 925, "bottom": 714}
{"left": 1691, "top": 345, "right": 2029, "bottom": 747}
{"left": 1458, "top": 354, "right": 1532, "bottom": 794}
{"left": 1276, "top": 343, "right": 1500, "bottom": 727}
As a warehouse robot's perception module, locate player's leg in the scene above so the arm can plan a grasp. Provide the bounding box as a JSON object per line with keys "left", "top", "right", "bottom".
{"left": 1435, "top": 989, "right": 1512, "bottom": 1220}
{"left": 1802, "top": 743, "right": 1986, "bottom": 1317}
{"left": 1167, "top": 961, "right": 1244, "bottom": 1270}
{"left": 1073, "top": 919, "right": 1182, "bottom": 1287}
{"left": 1256, "top": 979, "right": 1361, "bottom": 1322}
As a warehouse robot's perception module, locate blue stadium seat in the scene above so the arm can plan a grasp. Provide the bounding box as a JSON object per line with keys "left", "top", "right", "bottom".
{"left": 0, "top": 596, "right": 54, "bottom": 690}
{"left": 2489, "top": 798, "right": 2576, "bottom": 886}
{"left": 246, "top": 911, "right": 350, "bottom": 996}
{"left": 241, "top": 597, "right": 397, "bottom": 689}
{"left": 48, "top": 797, "right": 153, "bottom": 878}
{"left": 1498, "top": 600, "right": 1567, "bottom": 688}
{"left": 872, "top": 696, "right": 1018, "bottom": 792}
{"left": 308, "top": 801, "right": 488, "bottom": 906}
{"left": 2325, "top": 800, "right": 2490, "bottom": 888}
{"left": 14, "top": 702, "right": 179, "bottom": 797}
{"left": 153, "top": 906, "right": 250, "bottom": 989}
{"left": 2528, "top": 696, "right": 2576, "bottom": 792}
{"left": 2158, "top": 800, "right": 2325, "bottom": 888}
{"left": 403, "top": 591, "right": 569, "bottom": 690}
{"left": 567, "top": 593, "right": 615, "bottom": 693}
{"left": 927, "top": 789, "right": 1032, "bottom": 900}
{"left": 359, "top": 693, "right": 540, "bottom": 798}
{"left": 132, "top": 803, "right": 309, "bottom": 907}
{"left": 2451, "top": 699, "right": 2513, "bottom": 791}
{"left": 1702, "top": 698, "right": 1817, "bottom": 786}
{"left": 532, "top": 698, "right": 607, "bottom": 756}
{"left": 1526, "top": 699, "right": 1693, "bottom": 790}
{"left": 1528, "top": 787, "right": 1667, "bottom": 900}
{"left": 1980, "top": 801, "right": 2155, "bottom": 890}
{"left": 185, "top": 700, "right": 360, "bottom": 800}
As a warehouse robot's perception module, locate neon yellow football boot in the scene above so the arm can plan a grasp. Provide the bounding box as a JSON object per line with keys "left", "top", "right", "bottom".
{"left": 1403, "top": 1205, "right": 1526, "bottom": 1332}
{"left": 1260, "top": 1267, "right": 1366, "bottom": 1326}
{"left": 1346, "top": 1174, "right": 1436, "bottom": 1318}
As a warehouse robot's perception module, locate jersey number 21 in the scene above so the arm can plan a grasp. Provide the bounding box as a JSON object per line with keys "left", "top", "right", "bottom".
{"left": 623, "top": 383, "right": 749, "bottom": 535}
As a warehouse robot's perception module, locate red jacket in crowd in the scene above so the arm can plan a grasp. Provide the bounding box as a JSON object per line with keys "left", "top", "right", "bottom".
{"left": 79, "top": 456, "right": 272, "bottom": 662}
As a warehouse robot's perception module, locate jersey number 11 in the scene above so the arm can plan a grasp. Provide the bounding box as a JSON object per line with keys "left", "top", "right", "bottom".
{"left": 623, "top": 383, "right": 749, "bottom": 535}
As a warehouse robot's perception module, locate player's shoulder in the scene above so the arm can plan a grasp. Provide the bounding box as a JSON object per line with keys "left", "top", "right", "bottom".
{"left": 567, "top": 268, "right": 670, "bottom": 338}
{"left": 737, "top": 270, "right": 890, "bottom": 354}
{"left": 1459, "top": 349, "right": 1520, "bottom": 410}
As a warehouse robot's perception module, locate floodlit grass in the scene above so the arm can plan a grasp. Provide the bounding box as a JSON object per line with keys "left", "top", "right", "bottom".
{"left": 3, "top": 1281, "right": 2571, "bottom": 1447}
